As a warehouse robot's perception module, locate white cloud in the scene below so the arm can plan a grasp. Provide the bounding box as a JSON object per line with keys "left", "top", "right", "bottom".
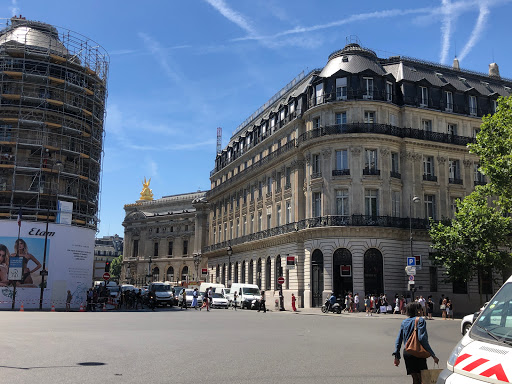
{"left": 439, "top": 0, "right": 453, "bottom": 64}
{"left": 458, "top": 4, "right": 491, "bottom": 61}
{"left": 204, "top": 0, "right": 257, "bottom": 36}
{"left": 9, "top": 0, "right": 19, "bottom": 16}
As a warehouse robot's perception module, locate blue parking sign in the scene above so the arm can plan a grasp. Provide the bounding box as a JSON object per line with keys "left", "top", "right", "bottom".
{"left": 407, "top": 257, "right": 416, "bottom": 266}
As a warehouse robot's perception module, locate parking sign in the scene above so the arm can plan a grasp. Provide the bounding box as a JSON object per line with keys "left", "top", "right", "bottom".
{"left": 407, "top": 257, "right": 416, "bottom": 266}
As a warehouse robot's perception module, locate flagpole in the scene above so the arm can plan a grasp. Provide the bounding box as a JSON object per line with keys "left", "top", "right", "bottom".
{"left": 12, "top": 208, "right": 22, "bottom": 310}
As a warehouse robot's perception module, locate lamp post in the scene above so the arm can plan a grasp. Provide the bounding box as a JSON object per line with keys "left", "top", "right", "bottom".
{"left": 39, "top": 160, "right": 63, "bottom": 310}
{"left": 409, "top": 195, "right": 420, "bottom": 295}
{"left": 146, "top": 255, "right": 152, "bottom": 284}
{"left": 227, "top": 246, "right": 232, "bottom": 287}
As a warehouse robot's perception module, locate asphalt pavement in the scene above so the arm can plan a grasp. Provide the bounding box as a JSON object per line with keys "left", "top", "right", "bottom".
{"left": 1, "top": 307, "right": 461, "bottom": 384}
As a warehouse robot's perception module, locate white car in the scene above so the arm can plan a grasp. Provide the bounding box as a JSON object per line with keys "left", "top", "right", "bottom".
{"left": 460, "top": 302, "right": 488, "bottom": 335}
{"left": 210, "top": 292, "right": 229, "bottom": 309}
{"left": 178, "top": 289, "right": 203, "bottom": 307}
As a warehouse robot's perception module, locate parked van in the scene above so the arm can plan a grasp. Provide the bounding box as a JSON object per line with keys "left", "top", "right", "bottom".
{"left": 148, "top": 282, "right": 174, "bottom": 307}
{"left": 199, "top": 283, "right": 225, "bottom": 295}
{"left": 438, "top": 274, "right": 512, "bottom": 383}
{"left": 229, "top": 283, "right": 261, "bottom": 309}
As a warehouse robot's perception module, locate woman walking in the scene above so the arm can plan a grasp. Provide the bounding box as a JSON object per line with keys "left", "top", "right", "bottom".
{"left": 393, "top": 302, "right": 439, "bottom": 384}
{"left": 441, "top": 298, "right": 447, "bottom": 319}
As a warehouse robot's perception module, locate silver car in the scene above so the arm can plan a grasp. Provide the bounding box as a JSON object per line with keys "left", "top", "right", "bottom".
{"left": 178, "top": 289, "right": 203, "bottom": 308}
{"left": 211, "top": 292, "right": 229, "bottom": 309}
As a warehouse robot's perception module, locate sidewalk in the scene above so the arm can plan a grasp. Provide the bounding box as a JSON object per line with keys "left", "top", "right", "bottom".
{"left": 276, "top": 307, "right": 459, "bottom": 320}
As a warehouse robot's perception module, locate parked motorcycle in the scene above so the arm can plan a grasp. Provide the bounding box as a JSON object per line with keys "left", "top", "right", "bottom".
{"left": 321, "top": 298, "right": 341, "bottom": 314}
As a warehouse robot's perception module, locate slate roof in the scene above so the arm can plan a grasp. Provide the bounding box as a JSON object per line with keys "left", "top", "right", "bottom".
{"left": 319, "top": 54, "right": 387, "bottom": 78}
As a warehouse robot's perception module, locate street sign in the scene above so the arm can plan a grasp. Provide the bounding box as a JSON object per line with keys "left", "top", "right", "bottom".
{"left": 286, "top": 256, "right": 295, "bottom": 266}
{"left": 409, "top": 275, "right": 415, "bottom": 281}
{"left": 407, "top": 257, "right": 416, "bottom": 266}
{"left": 8, "top": 256, "right": 23, "bottom": 281}
{"left": 277, "top": 276, "right": 285, "bottom": 285}
{"left": 201, "top": 268, "right": 208, "bottom": 275}
{"left": 103, "top": 272, "right": 111, "bottom": 281}
{"left": 405, "top": 266, "right": 416, "bottom": 275}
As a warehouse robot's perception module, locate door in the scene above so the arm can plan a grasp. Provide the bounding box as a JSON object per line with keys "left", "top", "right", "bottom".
{"left": 333, "top": 248, "right": 353, "bottom": 298}
{"left": 364, "top": 248, "right": 384, "bottom": 295}
{"left": 311, "top": 249, "right": 324, "bottom": 307}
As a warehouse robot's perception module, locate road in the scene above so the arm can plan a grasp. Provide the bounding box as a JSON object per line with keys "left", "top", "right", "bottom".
{"left": 1, "top": 308, "right": 461, "bottom": 384}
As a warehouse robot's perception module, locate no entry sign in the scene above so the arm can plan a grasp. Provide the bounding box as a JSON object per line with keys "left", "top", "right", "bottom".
{"left": 103, "top": 272, "right": 111, "bottom": 281}
{"left": 277, "top": 276, "right": 285, "bottom": 285}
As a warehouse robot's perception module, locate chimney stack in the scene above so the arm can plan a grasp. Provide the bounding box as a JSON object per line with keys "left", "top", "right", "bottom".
{"left": 489, "top": 63, "right": 500, "bottom": 78}
{"left": 453, "top": 57, "right": 460, "bottom": 70}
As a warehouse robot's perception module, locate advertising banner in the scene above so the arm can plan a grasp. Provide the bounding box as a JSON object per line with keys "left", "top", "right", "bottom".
{"left": 0, "top": 221, "right": 94, "bottom": 309}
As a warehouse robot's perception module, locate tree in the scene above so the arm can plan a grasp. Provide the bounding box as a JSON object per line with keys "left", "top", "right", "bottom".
{"left": 429, "top": 96, "right": 512, "bottom": 292}
{"left": 110, "top": 254, "right": 123, "bottom": 281}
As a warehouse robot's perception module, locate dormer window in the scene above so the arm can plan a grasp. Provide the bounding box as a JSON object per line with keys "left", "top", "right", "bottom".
{"left": 342, "top": 55, "right": 348, "bottom": 62}
{"left": 386, "top": 82, "right": 393, "bottom": 102}
{"left": 280, "top": 109, "right": 285, "bottom": 121}
{"left": 315, "top": 83, "right": 324, "bottom": 104}
{"left": 492, "top": 99, "right": 498, "bottom": 114}
{"left": 289, "top": 101, "right": 295, "bottom": 114}
{"left": 445, "top": 91, "right": 453, "bottom": 112}
{"left": 420, "top": 86, "right": 428, "bottom": 107}
{"left": 270, "top": 117, "right": 276, "bottom": 133}
{"left": 363, "top": 78, "right": 373, "bottom": 100}
{"left": 469, "top": 95, "right": 477, "bottom": 116}
{"left": 336, "top": 77, "right": 347, "bottom": 100}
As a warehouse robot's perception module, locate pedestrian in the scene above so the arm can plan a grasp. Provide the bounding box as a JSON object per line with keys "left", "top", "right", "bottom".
{"left": 291, "top": 293, "right": 297, "bottom": 312}
{"left": 426, "top": 296, "right": 434, "bottom": 320}
{"left": 370, "top": 294, "right": 375, "bottom": 315}
{"left": 66, "top": 290, "right": 72, "bottom": 311}
{"left": 418, "top": 296, "right": 426, "bottom": 317}
{"left": 200, "top": 288, "right": 209, "bottom": 311}
{"left": 181, "top": 289, "right": 188, "bottom": 310}
{"left": 232, "top": 290, "right": 238, "bottom": 311}
{"left": 208, "top": 287, "right": 213, "bottom": 308}
{"left": 135, "top": 289, "right": 143, "bottom": 310}
{"left": 192, "top": 288, "right": 198, "bottom": 310}
{"left": 440, "top": 298, "right": 447, "bottom": 319}
{"left": 365, "top": 295, "right": 371, "bottom": 316}
{"left": 446, "top": 298, "right": 453, "bottom": 320}
{"left": 86, "top": 288, "right": 93, "bottom": 311}
{"left": 354, "top": 293, "right": 359, "bottom": 312}
{"left": 258, "top": 290, "right": 266, "bottom": 313}
{"left": 393, "top": 302, "right": 439, "bottom": 384}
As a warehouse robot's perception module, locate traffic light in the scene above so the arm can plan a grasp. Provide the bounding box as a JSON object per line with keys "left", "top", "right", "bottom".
{"left": 105, "top": 261, "right": 110, "bottom": 272}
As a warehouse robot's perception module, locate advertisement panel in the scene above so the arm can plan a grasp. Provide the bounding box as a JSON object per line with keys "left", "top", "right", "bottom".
{"left": 0, "top": 221, "right": 94, "bottom": 309}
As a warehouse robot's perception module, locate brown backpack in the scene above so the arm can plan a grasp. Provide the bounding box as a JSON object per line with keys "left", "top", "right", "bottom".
{"left": 405, "top": 317, "right": 431, "bottom": 358}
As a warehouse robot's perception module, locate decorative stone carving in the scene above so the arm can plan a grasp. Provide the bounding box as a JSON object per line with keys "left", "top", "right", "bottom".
{"left": 437, "top": 156, "right": 447, "bottom": 164}
{"left": 380, "top": 148, "right": 390, "bottom": 156}
{"left": 463, "top": 159, "right": 472, "bottom": 168}
{"left": 305, "top": 153, "right": 311, "bottom": 165}
{"left": 322, "top": 147, "right": 332, "bottom": 158}
{"left": 350, "top": 146, "right": 362, "bottom": 156}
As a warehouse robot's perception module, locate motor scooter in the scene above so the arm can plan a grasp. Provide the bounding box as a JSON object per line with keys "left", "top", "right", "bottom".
{"left": 321, "top": 298, "right": 341, "bottom": 314}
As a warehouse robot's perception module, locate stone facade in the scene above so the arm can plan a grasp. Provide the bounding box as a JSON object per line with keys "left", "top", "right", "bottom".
{"left": 121, "top": 191, "right": 208, "bottom": 286}
{"left": 201, "top": 44, "right": 512, "bottom": 313}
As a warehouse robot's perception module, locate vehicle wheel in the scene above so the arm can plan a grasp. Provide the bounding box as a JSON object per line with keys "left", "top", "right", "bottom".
{"left": 462, "top": 322, "right": 471, "bottom": 335}
{"left": 321, "top": 305, "right": 327, "bottom": 313}
{"left": 336, "top": 307, "right": 341, "bottom": 314}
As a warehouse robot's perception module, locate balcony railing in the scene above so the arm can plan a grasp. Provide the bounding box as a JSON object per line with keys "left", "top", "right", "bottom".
{"left": 203, "top": 215, "right": 431, "bottom": 253}
{"left": 390, "top": 171, "right": 401, "bottom": 179}
{"left": 311, "top": 172, "right": 322, "bottom": 179}
{"left": 332, "top": 169, "right": 350, "bottom": 176}
{"left": 423, "top": 174, "right": 438, "bottom": 182}
{"left": 449, "top": 178, "right": 463, "bottom": 185}
{"left": 363, "top": 168, "right": 380, "bottom": 176}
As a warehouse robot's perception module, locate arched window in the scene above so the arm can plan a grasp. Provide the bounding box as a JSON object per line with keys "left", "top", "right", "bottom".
{"left": 364, "top": 248, "right": 384, "bottom": 295}
{"left": 241, "top": 261, "right": 246, "bottom": 283}
{"left": 222, "top": 264, "right": 226, "bottom": 286}
{"left": 166, "top": 266, "right": 174, "bottom": 282}
{"left": 234, "top": 262, "right": 239, "bottom": 283}
{"left": 152, "top": 266, "right": 159, "bottom": 282}
{"left": 265, "top": 257, "right": 271, "bottom": 290}
{"left": 311, "top": 249, "right": 324, "bottom": 307}
{"left": 181, "top": 266, "right": 189, "bottom": 282}
{"left": 332, "top": 248, "right": 352, "bottom": 297}
{"left": 275, "top": 255, "right": 282, "bottom": 288}
{"left": 216, "top": 264, "right": 220, "bottom": 283}
{"left": 256, "top": 258, "right": 262, "bottom": 288}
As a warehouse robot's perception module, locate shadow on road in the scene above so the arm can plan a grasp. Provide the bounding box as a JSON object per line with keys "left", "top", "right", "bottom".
{"left": 0, "top": 362, "right": 106, "bottom": 370}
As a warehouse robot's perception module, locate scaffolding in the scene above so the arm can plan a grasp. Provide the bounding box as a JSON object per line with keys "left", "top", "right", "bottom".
{"left": 0, "top": 17, "right": 109, "bottom": 230}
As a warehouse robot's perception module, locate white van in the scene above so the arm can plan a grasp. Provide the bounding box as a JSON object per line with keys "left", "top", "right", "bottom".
{"left": 229, "top": 283, "right": 261, "bottom": 309}
{"left": 438, "top": 274, "right": 512, "bottom": 383}
{"left": 199, "top": 283, "right": 225, "bottom": 295}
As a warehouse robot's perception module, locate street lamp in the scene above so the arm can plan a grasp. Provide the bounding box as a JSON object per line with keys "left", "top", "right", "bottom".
{"left": 39, "top": 160, "right": 63, "bottom": 310}
{"left": 409, "top": 195, "right": 420, "bottom": 295}
{"left": 227, "top": 246, "right": 232, "bottom": 287}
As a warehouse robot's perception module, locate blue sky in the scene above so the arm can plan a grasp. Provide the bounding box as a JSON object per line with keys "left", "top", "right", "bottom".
{"left": 2, "top": 0, "right": 512, "bottom": 239}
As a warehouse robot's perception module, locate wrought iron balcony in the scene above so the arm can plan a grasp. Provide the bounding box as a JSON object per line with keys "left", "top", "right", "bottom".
{"left": 203, "top": 214, "right": 431, "bottom": 253}
{"left": 449, "top": 178, "right": 463, "bottom": 185}
{"left": 332, "top": 169, "right": 350, "bottom": 176}
{"left": 423, "top": 174, "right": 438, "bottom": 182}
{"left": 390, "top": 171, "right": 401, "bottom": 179}
{"left": 363, "top": 168, "right": 380, "bottom": 176}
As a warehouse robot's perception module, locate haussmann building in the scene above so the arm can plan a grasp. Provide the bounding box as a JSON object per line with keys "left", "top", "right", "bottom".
{"left": 201, "top": 43, "right": 512, "bottom": 312}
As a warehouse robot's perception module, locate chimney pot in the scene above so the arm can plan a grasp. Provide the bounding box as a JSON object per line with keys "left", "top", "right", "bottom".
{"left": 489, "top": 63, "right": 500, "bottom": 78}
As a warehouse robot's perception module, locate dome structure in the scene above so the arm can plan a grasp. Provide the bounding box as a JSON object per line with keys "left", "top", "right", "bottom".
{"left": 319, "top": 43, "right": 385, "bottom": 78}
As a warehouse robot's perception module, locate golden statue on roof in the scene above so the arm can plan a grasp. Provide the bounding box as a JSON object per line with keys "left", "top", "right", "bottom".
{"left": 140, "top": 177, "right": 154, "bottom": 201}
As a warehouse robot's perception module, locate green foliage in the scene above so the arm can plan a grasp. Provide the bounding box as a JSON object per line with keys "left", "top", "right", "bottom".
{"left": 430, "top": 96, "right": 512, "bottom": 283}
{"left": 110, "top": 254, "right": 123, "bottom": 280}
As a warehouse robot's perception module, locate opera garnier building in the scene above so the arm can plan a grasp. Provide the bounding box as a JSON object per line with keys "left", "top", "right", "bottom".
{"left": 202, "top": 42, "right": 512, "bottom": 311}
